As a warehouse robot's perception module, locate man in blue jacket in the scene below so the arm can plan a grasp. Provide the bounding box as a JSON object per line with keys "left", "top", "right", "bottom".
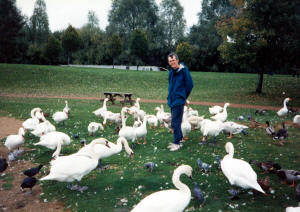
{"left": 167, "top": 53, "right": 194, "bottom": 151}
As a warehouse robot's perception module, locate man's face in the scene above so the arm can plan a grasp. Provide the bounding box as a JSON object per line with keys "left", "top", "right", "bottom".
{"left": 168, "top": 56, "right": 180, "bottom": 70}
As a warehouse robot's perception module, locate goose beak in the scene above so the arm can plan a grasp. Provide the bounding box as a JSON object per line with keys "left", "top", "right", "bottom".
{"left": 105, "top": 141, "right": 111, "bottom": 148}
{"left": 130, "top": 153, "right": 134, "bottom": 159}
{"left": 189, "top": 175, "right": 193, "bottom": 180}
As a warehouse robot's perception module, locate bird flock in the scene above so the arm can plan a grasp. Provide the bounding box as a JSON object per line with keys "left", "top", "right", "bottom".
{"left": 1, "top": 97, "right": 300, "bottom": 211}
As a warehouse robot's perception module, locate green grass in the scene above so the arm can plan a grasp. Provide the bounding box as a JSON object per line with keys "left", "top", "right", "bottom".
{"left": 0, "top": 173, "right": 14, "bottom": 190}
{"left": 0, "top": 96, "right": 300, "bottom": 212}
{"left": 1, "top": 63, "right": 300, "bottom": 107}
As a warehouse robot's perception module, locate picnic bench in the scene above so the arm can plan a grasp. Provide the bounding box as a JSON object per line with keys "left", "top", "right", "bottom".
{"left": 103, "top": 92, "right": 134, "bottom": 106}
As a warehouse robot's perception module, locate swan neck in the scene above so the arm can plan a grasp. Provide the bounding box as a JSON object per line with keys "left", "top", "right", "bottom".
{"left": 121, "top": 110, "right": 126, "bottom": 128}
{"left": 172, "top": 170, "right": 191, "bottom": 194}
{"left": 53, "top": 140, "right": 62, "bottom": 158}
{"left": 89, "top": 141, "right": 99, "bottom": 160}
{"left": 283, "top": 99, "right": 288, "bottom": 108}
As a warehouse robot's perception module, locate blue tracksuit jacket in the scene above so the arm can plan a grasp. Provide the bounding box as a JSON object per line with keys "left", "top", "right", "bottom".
{"left": 167, "top": 64, "right": 194, "bottom": 108}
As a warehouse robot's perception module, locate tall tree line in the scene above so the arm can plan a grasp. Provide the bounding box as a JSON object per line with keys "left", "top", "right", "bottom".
{"left": 1, "top": 0, "right": 300, "bottom": 92}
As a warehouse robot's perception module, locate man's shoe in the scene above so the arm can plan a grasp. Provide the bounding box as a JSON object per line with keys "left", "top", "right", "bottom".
{"left": 169, "top": 144, "right": 181, "bottom": 151}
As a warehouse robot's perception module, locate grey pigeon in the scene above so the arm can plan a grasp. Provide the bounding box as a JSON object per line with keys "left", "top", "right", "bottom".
{"left": 193, "top": 182, "right": 205, "bottom": 204}
{"left": 8, "top": 149, "right": 24, "bottom": 161}
{"left": 214, "top": 156, "right": 221, "bottom": 169}
{"left": 144, "top": 162, "right": 157, "bottom": 172}
{"left": 197, "top": 158, "right": 212, "bottom": 172}
{"left": 228, "top": 188, "right": 240, "bottom": 200}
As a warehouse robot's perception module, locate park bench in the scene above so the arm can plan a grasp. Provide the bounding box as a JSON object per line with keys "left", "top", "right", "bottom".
{"left": 103, "top": 91, "right": 134, "bottom": 106}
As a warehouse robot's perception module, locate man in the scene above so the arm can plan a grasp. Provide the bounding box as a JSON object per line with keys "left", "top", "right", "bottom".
{"left": 167, "top": 52, "right": 194, "bottom": 151}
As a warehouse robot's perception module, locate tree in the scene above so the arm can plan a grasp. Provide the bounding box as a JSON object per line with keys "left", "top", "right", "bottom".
{"left": 107, "top": 34, "right": 122, "bottom": 68}
{"left": 44, "top": 35, "right": 62, "bottom": 65}
{"left": 130, "top": 29, "right": 149, "bottom": 67}
{"left": 159, "top": 0, "right": 186, "bottom": 51}
{"left": 61, "top": 25, "right": 81, "bottom": 64}
{"left": 29, "top": 0, "right": 50, "bottom": 44}
{"left": 216, "top": 0, "right": 300, "bottom": 93}
{"left": 176, "top": 42, "right": 192, "bottom": 68}
{"left": 0, "top": 0, "right": 25, "bottom": 63}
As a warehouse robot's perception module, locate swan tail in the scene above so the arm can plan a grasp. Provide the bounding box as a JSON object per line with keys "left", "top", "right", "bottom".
{"left": 40, "top": 174, "right": 56, "bottom": 181}
{"left": 253, "top": 183, "right": 265, "bottom": 194}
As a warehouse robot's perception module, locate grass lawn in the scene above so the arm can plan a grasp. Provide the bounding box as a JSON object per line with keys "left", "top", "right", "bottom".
{"left": 1, "top": 63, "right": 300, "bottom": 107}
{"left": 0, "top": 64, "right": 300, "bottom": 211}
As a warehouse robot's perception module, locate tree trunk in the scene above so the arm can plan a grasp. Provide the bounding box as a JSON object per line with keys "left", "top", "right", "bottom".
{"left": 256, "top": 69, "right": 264, "bottom": 93}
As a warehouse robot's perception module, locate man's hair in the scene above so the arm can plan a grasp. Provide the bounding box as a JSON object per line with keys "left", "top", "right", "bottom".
{"left": 168, "top": 52, "right": 179, "bottom": 60}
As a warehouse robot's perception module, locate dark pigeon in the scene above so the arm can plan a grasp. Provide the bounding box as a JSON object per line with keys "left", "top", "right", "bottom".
{"left": 23, "top": 164, "right": 43, "bottom": 177}
{"left": 144, "top": 162, "right": 157, "bottom": 172}
{"left": 0, "top": 158, "right": 8, "bottom": 172}
{"left": 193, "top": 182, "right": 205, "bottom": 204}
{"left": 197, "top": 158, "right": 212, "bottom": 172}
{"left": 21, "top": 177, "right": 37, "bottom": 191}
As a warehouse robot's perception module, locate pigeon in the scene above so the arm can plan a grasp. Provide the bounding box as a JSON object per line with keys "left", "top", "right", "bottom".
{"left": 144, "top": 162, "right": 157, "bottom": 172}
{"left": 8, "top": 149, "right": 24, "bottom": 161}
{"left": 241, "top": 129, "right": 248, "bottom": 135}
{"left": 80, "top": 139, "right": 87, "bottom": 147}
{"left": 0, "top": 158, "right": 8, "bottom": 172}
{"left": 73, "top": 133, "right": 79, "bottom": 139}
{"left": 255, "top": 109, "right": 267, "bottom": 115}
{"left": 197, "top": 158, "right": 212, "bottom": 172}
{"left": 214, "top": 156, "right": 221, "bottom": 169}
{"left": 23, "top": 164, "right": 43, "bottom": 177}
{"left": 21, "top": 177, "right": 37, "bottom": 192}
{"left": 228, "top": 188, "right": 240, "bottom": 200}
{"left": 237, "top": 115, "right": 245, "bottom": 120}
{"left": 193, "top": 182, "right": 205, "bottom": 204}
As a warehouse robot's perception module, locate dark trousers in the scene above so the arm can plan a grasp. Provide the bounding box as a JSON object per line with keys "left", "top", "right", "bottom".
{"left": 171, "top": 104, "right": 184, "bottom": 145}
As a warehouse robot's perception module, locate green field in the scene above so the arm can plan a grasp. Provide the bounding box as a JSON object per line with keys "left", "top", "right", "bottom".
{"left": 1, "top": 64, "right": 300, "bottom": 212}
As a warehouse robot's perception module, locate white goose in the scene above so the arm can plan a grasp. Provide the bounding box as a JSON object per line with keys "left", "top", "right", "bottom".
{"left": 34, "top": 131, "right": 71, "bottom": 150}
{"left": 223, "top": 121, "right": 248, "bottom": 138}
{"left": 22, "top": 108, "right": 43, "bottom": 131}
{"left": 211, "top": 103, "right": 230, "bottom": 122}
{"left": 293, "top": 115, "right": 300, "bottom": 127}
{"left": 102, "top": 111, "right": 121, "bottom": 126}
{"left": 52, "top": 110, "right": 68, "bottom": 126}
{"left": 119, "top": 107, "right": 136, "bottom": 143}
{"left": 31, "top": 119, "right": 56, "bottom": 137}
{"left": 40, "top": 139, "right": 110, "bottom": 187}
{"left": 93, "top": 98, "right": 109, "bottom": 118}
{"left": 155, "top": 105, "right": 171, "bottom": 127}
{"left": 200, "top": 119, "right": 224, "bottom": 145}
{"left": 135, "top": 116, "right": 148, "bottom": 144}
{"left": 181, "top": 107, "right": 191, "bottom": 140}
{"left": 88, "top": 122, "right": 104, "bottom": 136}
{"left": 188, "top": 115, "right": 204, "bottom": 130}
{"left": 5, "top": 127, "right": 25, "bottom": 151}
{"left": 277, "top": 98, "right": 291, "bottom": 118}
{"left": 77, "top": 137, "right": 133, "bottom": 161}
{"left": 63, "top": 100, "right": 70, "bottom": 114}
{"left": 131, "top": 164, "right": 192, "bottom": 212}
{"left": 221, "top": 142, "right": 265, "bottom": 194}
{"left": 209, "top": 105, "right": 223, "bottom": 115}
{"left": 146, "top": 114, "right": 158, "bottom": 128}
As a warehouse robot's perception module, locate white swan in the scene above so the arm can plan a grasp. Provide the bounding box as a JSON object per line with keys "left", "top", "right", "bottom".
{"left": 135, "top": 116, "right": 148, "bottom": 144}
{"left": 209, "top": 105, "right": 223, "bottom": 115}
{"left": 34, "top": 131, "right": 71, "bottom": 150}
{"left": 119, "top": 107, "right": 136, "bottom": 143}
{"left": 223, "top": 121, "right": 248, "bottom": 138}
{"left": 88, "top": 122, "right": 104, "bottom": 136}
{"left": 293, "top": 115, "right": 300, "bottom": 127}
{"left": 77, "top": 137, "right": 133, "bottom": 161}
{"left": 277, "top": 98, "right": 291, "bottom": 118}
{"left": 40, "top": 139, "right": 110, "bottom": 184}
{"left": 93, "top": 98, "right": 108, "bottom": 118}
{"left": 211, "top": 103, "right": 230, "bottom": 122}
{"left": 221, "top": 142, "right": 265, "bottom": 194}
{"left": 131, "top": 164, "right": 193, "bottom": 212}
{"left": 22, "top": 108, "right": 43, "bottom": 131}
{"left": 200, "top": 119, "right": 224, "bottom": 145}
{"left": 30, "top": 119, "right": 56, "bottom": 137}
{"left": 5, "top": 127, "right": 25, "bottom": 151}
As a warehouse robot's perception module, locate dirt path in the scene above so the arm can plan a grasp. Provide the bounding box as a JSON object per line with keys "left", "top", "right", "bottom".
{"left": 1, "top": 93, "right": 297, "bottom": 111}
{"left": 0, "top": 117, "right": 68, "bottom": 212}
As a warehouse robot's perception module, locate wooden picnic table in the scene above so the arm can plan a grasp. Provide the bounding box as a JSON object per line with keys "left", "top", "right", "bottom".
{"left": 103, "top": 92, "right": 134, "bottom": 106}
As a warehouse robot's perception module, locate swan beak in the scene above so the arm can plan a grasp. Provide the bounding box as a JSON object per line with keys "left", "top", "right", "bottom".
{"left": 130, "top": 153, "right": 134, "bottom": 159}
{"left": 105, "top": 142, "right": 111, "bottom": 148}
{"left": 189, "top": 175, "right": 193, "bottom": 180}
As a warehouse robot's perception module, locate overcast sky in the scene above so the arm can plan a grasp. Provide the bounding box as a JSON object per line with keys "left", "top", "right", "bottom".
{"left": 16, "top": 0, "right": 202, "bottom": 32}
